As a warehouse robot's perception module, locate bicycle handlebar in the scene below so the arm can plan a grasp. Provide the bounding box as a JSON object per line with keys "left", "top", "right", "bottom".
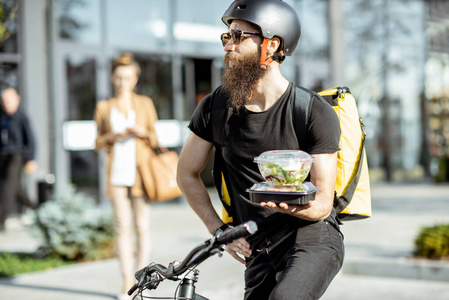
{"left": 216, "top": 221, "right": 258, "bottom": 245}
{"left": 128, "top": 221, "right": 258, "bottom": 296}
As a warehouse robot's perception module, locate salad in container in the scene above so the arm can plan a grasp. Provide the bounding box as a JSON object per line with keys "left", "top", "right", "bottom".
{"left": 253, "top": 150, "right": 314, "bottom": 186}
{"left": 248, "top": 150, "right": 318, "bottom": 205}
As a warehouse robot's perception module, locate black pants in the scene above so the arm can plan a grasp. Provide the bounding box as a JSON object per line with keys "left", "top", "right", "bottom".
{"left": 0, "top": 153, "right": 35, "bottom": 228}
{"left": 244, "top": 220, "right": 344, "bottom": 300}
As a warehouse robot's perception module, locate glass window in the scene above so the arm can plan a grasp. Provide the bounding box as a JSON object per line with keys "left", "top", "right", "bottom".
{"left": 296, "top": 0, "right": 329, "bottom": 59}
{"left": 132, "top": 54, "right": 173, "bottom": 119}
{"left": 176, "top": 0, "right": 229, "bottom": 26}
{"left": 57, "top": 0, "right": 102, "bottom": 45}
{"left": 344, "top": 0, "right": 427, "bottom": 173}
{"left": 173, "top": 0, "right": 229, "bottom": 56}
{"left": 344, "top": 0, "right": 385, "bottom": 170}
{"left": 295, "top": 0, "right": 330, "bottom": 88}
{"left": 65, "top": 54, "right": 98, "bottom": 193}
{"left": 0, "top": 0, "right": 19, "bottom": 53}
{"left": 0, "top": 62, "right": 19, "bottom": 90}
{"left": 106, "top": 0, "right": 170, "bottom": 51}
{"left": 389, "top": 0, "right": 423, "bottom": 45}
{"left": 66, "top": 55, "right": 97, "bottom": 120}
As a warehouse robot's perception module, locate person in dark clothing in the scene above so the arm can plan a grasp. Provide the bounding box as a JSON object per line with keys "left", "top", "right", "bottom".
{"left": 0, "top": 88, "right": 38, "bottom": 231}
{"left": 177, "top": 1, "right": 344, "bottom": 299}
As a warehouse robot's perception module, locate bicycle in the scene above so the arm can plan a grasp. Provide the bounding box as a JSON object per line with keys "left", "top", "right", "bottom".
{"left": 127, "top": 221, "right": 258, "bottom": 300}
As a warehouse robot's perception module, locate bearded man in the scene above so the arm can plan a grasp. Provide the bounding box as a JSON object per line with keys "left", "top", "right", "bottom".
{"left": 176, "top": 1, "right": 344, "bottom": 299}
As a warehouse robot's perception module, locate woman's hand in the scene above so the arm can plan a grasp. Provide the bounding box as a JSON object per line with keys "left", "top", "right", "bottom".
{"left": 106, "top": 132, "right": 130, "bottom": 144}
{"left": 126, "top": 125, "right": 148, "bottom": 139}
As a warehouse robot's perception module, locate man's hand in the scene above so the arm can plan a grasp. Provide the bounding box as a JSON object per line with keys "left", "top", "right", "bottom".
{"left": 224, "top": 236, "right": 252, "bottom": 264}
{"left": 24, "top": 160, "right": 38, "bottom": 174}
{"left": 260, "top": 153, "right": 338, "bottom": 221}
{"left": 260, "top": 201, "right": 312, "bottom": 215}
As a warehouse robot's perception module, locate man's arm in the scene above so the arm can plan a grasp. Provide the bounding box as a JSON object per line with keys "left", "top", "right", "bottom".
{"left": 178, "top": 132, "right": 252, "bottom": 263}
{"left": 177, "top": 132, "right": 224, "bottom": 234}
{"left": 261, "top": 152, "right": 337, "bottom": 221}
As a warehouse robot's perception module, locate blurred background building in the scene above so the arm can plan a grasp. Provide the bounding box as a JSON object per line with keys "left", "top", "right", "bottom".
{"left": 0, "top": 0, "right": 448, "bottom": 203}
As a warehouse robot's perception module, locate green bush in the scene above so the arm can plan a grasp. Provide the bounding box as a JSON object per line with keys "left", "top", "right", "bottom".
{"left": 26, "top": 185, "right": 115, "bottom": 261}
{"left": 414, "top": 223, "right": 449, "bottom": 260}
{"left": 0, "top": 252, "right": 73, "bottom": 278}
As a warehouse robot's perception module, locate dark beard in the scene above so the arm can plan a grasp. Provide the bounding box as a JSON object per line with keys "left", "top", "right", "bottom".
{"left": 222, "top": 48, "right": 265, "bottom": 112}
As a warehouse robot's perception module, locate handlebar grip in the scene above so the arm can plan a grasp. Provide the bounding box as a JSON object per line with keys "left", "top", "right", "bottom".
{"left": 127, "top": 283, "right": 138, "bottom": 295}
{"left": 216, "top": 221, "right": 258, "bottom": 245}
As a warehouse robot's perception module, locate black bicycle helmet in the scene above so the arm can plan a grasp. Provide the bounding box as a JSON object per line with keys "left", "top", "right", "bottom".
{"left": 222, "top": 0, "right": 301, "bottom": 56}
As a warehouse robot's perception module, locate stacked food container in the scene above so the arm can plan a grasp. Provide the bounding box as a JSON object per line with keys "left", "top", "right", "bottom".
{"left": 247, "top": 150, "right": 318, "bottom": 205}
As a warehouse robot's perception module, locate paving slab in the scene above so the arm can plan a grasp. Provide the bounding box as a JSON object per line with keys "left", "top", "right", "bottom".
{"left": 0, "top": 182, "right": 448, "bottom": 299}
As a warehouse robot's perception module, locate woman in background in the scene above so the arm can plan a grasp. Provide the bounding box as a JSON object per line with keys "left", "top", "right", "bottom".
{"left": 94, "top": 53, "right": 158, "bottom": 299}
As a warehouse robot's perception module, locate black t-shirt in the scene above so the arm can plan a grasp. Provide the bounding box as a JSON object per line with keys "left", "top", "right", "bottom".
{"left": 189, "top": 82, "right": 341, "bottom": 238}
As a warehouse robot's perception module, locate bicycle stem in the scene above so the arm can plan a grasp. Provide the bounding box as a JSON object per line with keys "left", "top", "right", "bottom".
{"left": 176, "top": 269, "right": 199, "bottom": 299}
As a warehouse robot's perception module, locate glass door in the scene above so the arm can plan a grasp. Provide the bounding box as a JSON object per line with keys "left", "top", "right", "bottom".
{"left": 182, "top": 57, "right": 218, "bottom": 186}
{"left": 65, "top": 54, "right": 99, "bottom": 197}
{"left": 57, "top": 48, "right": 109, "bottom": 202}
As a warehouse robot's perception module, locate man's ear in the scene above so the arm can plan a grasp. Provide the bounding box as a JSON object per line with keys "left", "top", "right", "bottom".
{"left": 267, "top": 37, "right": 281, "bottom": 56}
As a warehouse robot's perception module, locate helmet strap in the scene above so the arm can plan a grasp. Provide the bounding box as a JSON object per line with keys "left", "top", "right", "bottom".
{"left": 260, "top": 38, "right": 285, "bottom": 69}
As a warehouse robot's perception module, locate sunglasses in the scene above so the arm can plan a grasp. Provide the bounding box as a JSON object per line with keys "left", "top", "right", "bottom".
{"left": 220, "top": 30, "right": 262, "bottom": 47}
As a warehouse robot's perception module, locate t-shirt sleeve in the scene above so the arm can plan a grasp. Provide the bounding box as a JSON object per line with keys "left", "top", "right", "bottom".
{"left": 306, "top": 93, "right": 341, "bottom": 154}
{"left": 188, "top": 92, "right": 214, "bottom": 143}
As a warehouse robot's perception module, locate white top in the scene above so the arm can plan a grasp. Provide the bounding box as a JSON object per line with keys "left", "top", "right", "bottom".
{"left": 109, "top": 107, "right": 136, "bottom": 186}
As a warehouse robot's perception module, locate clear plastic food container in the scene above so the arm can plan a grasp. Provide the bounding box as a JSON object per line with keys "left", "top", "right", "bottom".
{"left": 247, "top": 181, "right": 318, "bottom": 205}
{"left": 253, "top": 150, "right": 314, "bottom": 186}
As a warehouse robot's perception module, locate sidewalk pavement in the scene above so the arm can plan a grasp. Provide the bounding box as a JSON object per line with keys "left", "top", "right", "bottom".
{"left": 1, "top": 182, "right": 449, "bottom": 300}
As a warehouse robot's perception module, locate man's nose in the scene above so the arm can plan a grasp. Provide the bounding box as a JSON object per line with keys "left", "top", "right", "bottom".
{"left": 224, "top": 40, "right": 237, "bottom": 52}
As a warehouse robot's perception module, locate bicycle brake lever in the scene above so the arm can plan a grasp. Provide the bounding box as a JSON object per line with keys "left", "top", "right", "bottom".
{"left": 127, "top": 268, "right": 144, "bottom": 295}
{"left": 128, "top": 267, "right": 148, "bottom": 295}
{"left": 128, "top": 271, "right": 162, "bottom": 295}
{"left": 165, "top": 261, "right": 177, "bottom": 280}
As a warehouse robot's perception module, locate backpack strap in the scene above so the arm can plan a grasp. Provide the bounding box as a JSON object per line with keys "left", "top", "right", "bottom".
{"left": 211, "top": 88, "right": 235, "bottom": 224}
{"left": 292, "top": 86, "right": 314, "bottom": 150}
{"left": 211, "top": 87, "right": 228, "bottom": 149}
{"left": 211, "top": 88, "right": 227, "bottom": 201}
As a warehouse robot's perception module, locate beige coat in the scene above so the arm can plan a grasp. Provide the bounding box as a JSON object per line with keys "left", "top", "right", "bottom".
{"left": 94, "top": 93, "right": 159, "bottom": 199}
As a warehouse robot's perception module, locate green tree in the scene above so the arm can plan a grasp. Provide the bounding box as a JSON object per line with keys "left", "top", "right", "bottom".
{"left": 0, "top": 0, "right": 17, "bottom": 46}
{"left": 346, "top": 0, "right": 415, "bottom": 181}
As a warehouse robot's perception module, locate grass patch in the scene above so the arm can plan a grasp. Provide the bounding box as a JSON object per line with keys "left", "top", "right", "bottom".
{"left": 0, "top": 251, "right": 74, "bottom": 278}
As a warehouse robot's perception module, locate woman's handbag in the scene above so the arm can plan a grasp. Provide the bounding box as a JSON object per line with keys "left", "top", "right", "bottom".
{"left": 142, "top": 147, "right": 183, "bottom": 202}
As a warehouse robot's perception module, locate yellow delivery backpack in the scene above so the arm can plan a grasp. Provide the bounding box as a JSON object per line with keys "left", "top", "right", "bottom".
{"left": 213, "top": 86, "right": 372, "bottom": 224}
{"left": 294, "top": 86, "right": 372, "bottom": 221}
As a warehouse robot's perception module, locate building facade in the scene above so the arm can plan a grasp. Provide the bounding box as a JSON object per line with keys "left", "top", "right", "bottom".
{"left": 1, "top": 0, "right": 445, "bottom": 202}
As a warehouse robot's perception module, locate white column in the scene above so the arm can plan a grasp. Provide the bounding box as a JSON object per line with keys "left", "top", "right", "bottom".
{"left": 329, "top": 0, "right": 345, "bottom": 86}
{"left": 21, "top": 0, "right": 51, "bottom": 199}
{"left": 48, "top": 0, "right": 70, "bottom": 194}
